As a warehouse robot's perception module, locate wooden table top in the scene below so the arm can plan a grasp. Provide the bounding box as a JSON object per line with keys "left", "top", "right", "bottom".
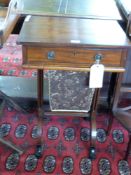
{"left": 17, "top": 16, "right": 130, "bottom": 48}
{"left": 15, "top": 0, "right": 122, "bottom": 20}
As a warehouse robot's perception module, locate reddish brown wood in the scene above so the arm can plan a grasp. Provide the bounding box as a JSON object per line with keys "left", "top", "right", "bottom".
{"left": 25, "top": 46, "right": 123, "bottom": 68}
{"left": 0, "top": 7, "right": 20, "bottom": 47}
{"left": 37, "top": 69, "right": 43, "bottom": 117}
{"left": 18, "top": 17, "right": 130, "bottom": 47}
{"left": 0, "top": 0, "right": 10, "bottom": 6}
{"left": 90, "top": 89, "right": 101, "bottom": 148}
{"left": 17, "top": 16, "right": 130, "bottom": 71}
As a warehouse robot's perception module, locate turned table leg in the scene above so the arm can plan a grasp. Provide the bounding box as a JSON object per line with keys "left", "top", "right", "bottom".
{"left": 89, "top": 88, "right": 100, "bottom": 160}
{"left": 37, "top": 69, "right": 44, "bottom": 117}
{"left": 35, "top": 69, "right": 44, "bottom": 158}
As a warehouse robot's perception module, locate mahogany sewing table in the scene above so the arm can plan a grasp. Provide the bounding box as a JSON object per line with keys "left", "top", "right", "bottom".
{"left": 17, "top": 15, "right": 131, "bottom": 159}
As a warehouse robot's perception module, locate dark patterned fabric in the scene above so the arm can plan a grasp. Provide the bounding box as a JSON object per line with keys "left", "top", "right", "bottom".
{"left": 0, "top": 105, "right": 130, "bottom": 174}
{"left": 48, "top": 71, "right": 94, "bottom": 112}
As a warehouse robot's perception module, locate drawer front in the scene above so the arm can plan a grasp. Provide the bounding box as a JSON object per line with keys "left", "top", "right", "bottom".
{"left": 26, "top": 47, "right": 122, "bottom": 67}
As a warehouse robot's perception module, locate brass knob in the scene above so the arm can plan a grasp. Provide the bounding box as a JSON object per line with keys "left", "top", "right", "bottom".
{"left": 94, "top": 54, "right": 103, "bottom": 62}
{"left": 47, "top": 51, "right": 55, "bottom": 60}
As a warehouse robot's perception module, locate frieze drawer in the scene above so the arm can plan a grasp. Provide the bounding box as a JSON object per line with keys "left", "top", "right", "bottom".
{"left": 25, "top": 47, "right": 123, "bottom": 67}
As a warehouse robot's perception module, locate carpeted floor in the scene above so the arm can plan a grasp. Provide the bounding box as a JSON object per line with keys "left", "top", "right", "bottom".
{"left": 0, "top": 103, "right": 130, "bottom": 175}
{"left": 0, "top": 35, "right": 131, "bottom": 174}
{"left": 0, "top": 35, "right": 36, "bottom": 78}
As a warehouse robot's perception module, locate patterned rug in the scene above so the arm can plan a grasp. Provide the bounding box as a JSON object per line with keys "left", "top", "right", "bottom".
{"left": 0, "top": 34, "right": 36, "bottom": 78}
{"left": 0, "top": 104, "right": 130, "bottom": 175}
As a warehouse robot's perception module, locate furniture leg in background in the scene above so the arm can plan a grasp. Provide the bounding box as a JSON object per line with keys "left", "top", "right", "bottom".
{"left": 111, "top": 109, "right": 131, "bottom": 160}
{"left": 107, "top": 72, "right": 131, "bottom": 160}
{"left": 0, "top": 137, "right": 24, "bottom": 155}
{"left": 106, "top": 73, "right": 119, "bottom": 135}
